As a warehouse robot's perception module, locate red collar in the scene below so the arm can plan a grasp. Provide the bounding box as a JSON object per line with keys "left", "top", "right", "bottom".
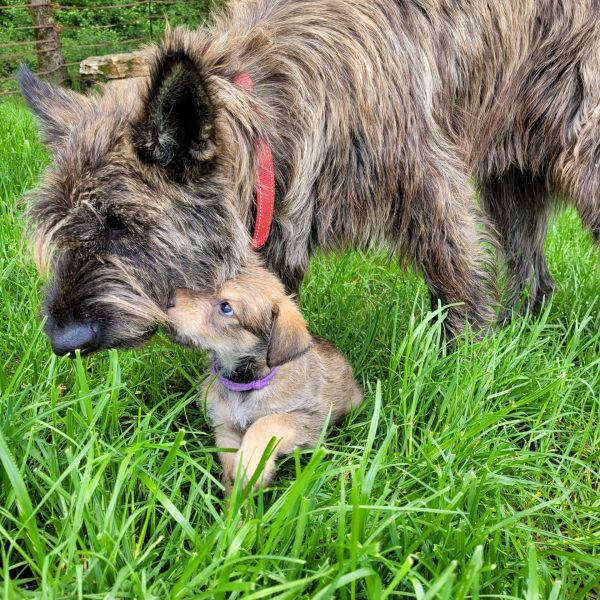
{"left": 232, "top": 72, "right": 275, "bottom": 251}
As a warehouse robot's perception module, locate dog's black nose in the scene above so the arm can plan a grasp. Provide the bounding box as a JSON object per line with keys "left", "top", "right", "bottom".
{"left": 166, "top": 295, "right": 176, "bottom": 309}
{"left": 49, "top": 322, "right": 100, "bottom": 356}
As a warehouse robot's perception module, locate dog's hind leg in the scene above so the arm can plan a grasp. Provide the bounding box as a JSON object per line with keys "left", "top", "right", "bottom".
{"left": 478, "top": 168, "right": 557, "bottom": 321}
{"left": 557, "top": 64, "right": 600, "bottom": 247}
{"left": 560, "top": 130, "right": 600, "bottom": 247}
{"left": 576, "top": 195, "right": 600, "bottom": 245}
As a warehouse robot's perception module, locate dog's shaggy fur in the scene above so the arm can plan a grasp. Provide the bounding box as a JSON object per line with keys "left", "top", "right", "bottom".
{"left": 19, "top": 0, "right": 600, "bottom": 354}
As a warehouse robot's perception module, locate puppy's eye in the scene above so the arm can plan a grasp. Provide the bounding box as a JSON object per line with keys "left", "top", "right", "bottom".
{"left": 218, "top": 302, "right": 235, "bottom": 317}
{"left": 105, "top": 213, "right": 127, "bottom": 239}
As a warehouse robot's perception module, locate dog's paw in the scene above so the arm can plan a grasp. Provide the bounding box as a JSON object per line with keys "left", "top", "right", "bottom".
{"left": 236, "top": 449, "right": 276, "bottom": 491}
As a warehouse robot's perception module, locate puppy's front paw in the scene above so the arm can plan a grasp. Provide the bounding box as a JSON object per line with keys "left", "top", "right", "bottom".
{"left": 236, "top": 449, "right": 276, "bottom": 491}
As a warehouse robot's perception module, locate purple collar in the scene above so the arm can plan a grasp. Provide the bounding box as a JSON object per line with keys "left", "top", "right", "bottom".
{"left": 211, "top": 362, "right": 280, "bottom": 392}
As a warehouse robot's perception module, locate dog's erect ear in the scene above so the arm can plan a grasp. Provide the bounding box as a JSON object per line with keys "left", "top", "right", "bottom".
{"left": 18, "top": 65, "right": 82, "bottom": 146}
{"left": 266, "top": 297, "right": 312, "bottom": 368}
{"left": 133, "top": 51, "right": 216, "bottom": 172}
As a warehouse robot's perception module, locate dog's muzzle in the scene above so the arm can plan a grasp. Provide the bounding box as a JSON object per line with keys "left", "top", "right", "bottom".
{"left": 47, "top": 321, "right": 101, "bottom": 356}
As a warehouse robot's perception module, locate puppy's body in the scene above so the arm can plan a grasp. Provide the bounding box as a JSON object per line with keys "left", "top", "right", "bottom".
{"left": 207, "top": 335, "right": 361, "bottom": 489}
{"left": 168, "top": 265, "right": 361, "bottom": 490}
{"left": 208, "top": 336, "right": 357, "bottom": 432}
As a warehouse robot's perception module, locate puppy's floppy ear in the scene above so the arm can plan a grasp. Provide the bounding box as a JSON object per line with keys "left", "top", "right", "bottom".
{"left": 266, "top": 297, "right": 312, "bottom": 368}
{"left": 18, "top": 65, "right": 83, "bottom": 148}
{"left": 133, "top": 49, "right": 217, "bottom": 175}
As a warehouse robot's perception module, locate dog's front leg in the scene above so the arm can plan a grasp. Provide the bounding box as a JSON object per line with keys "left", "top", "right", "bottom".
{"left": 214, "top": 425, "right": 243, "bottom": 495}
{"left": 405, "top": 166, "right": 496, "bottom": 338}
{"left": 236, "top": 412, "right": 305, "bottom": 490}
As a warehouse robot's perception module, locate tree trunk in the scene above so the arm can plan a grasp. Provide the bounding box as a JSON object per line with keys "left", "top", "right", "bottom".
{"left": 29, "top": 0, "right": 69, "bottom": 86}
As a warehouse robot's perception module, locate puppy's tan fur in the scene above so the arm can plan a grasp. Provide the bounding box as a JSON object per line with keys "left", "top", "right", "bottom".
{"left": 168, "top": 264, "right": 362, "bottom": 491}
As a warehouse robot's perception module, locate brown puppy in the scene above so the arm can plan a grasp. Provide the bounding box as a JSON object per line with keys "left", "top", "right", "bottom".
{"left": 167, "top": 264, "right": 362, "bottom": 492}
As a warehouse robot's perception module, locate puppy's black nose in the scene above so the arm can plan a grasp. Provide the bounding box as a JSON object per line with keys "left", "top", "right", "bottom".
{"left": 166, "top": 295, "right": 176, "bottom": 309}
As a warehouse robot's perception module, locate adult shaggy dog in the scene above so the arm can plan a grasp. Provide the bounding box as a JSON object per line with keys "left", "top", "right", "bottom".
{"left": 19, "top": 0, "right": 600, "bottom": 355}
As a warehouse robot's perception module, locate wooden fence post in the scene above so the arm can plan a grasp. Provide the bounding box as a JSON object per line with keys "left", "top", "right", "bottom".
{"left": 29, "top": 0, "right": 69, "bottom": 86}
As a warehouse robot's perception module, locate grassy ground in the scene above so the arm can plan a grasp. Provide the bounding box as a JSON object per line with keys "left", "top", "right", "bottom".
{"left": 0, "top": 98, "right": 598, "bottom": 599}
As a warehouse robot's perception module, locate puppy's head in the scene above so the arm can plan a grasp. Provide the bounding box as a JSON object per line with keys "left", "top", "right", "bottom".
{"left": 167, "top": 265, "right": 312, "bottom": 368}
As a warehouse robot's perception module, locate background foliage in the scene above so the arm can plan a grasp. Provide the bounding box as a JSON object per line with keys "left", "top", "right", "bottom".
{"left": 0, "top": 0, "right": 216, "bottom": 93}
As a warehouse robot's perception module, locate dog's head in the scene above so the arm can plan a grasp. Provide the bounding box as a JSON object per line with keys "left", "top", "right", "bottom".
{"left": 167, "top": 264, "right": 311, "bottom": 370}
{"left": 18, "top": 31, "right": 259, "bottom": 355}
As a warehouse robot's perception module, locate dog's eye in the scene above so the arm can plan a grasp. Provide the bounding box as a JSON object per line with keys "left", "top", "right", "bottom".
{"left": 105, "top": 213, "right": 127, "bottom": 239}
{"left": 218, "top": 302, "right": 235, "bottom": 317}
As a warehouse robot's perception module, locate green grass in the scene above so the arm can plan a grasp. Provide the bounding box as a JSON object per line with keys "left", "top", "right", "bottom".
{"left": 1, "top": 98, "right": 599, "bottom": 599}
